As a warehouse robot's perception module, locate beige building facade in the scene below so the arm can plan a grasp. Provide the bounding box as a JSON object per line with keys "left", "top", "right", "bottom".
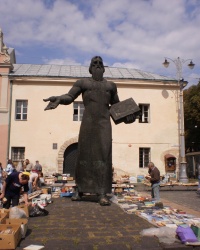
{"left": 0, "top": 29, "right": 15, "bottom": 167}
{"left": 0, "top": 30, "right": 180, "bottom": 179}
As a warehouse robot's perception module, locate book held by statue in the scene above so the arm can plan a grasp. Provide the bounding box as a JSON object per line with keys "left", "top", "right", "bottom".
{"left": 110, "top": 98, "right": 140, "bottom": 124}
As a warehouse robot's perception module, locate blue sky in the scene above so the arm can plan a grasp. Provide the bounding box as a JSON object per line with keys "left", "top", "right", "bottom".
{"left": 0, "top": 0, "right": 200, "bottom": 87}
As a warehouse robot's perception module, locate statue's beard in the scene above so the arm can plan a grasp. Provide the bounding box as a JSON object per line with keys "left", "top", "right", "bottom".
{"left": 91, "top": 67, "right": 104, "bottom": 81}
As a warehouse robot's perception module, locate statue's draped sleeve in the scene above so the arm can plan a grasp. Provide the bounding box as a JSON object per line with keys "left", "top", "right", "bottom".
{"left": 110, "top": 82, "right": 120, "bottom": 105}
{"left": 59, "top": 80, "right": 82, "bottom": 105}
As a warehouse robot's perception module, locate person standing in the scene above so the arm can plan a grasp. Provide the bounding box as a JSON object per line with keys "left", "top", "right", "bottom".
{"left": 34, "top": 160, "right": 42, "bottom": 174}
{"left": 0, "top": 171, "right": 29, "bottom": 209}
{"left": 145, "top": 162, "right": 160, "bottom": 202}
{"left": 24, "top": 159, "right": 34, "bottom": 172}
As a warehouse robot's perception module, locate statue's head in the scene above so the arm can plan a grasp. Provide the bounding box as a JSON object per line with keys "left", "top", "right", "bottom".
{"left": 89, "top": 56, "right": 105, "bottom": 81}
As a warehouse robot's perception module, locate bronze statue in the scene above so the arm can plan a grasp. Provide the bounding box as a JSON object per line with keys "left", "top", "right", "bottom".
{"left": 44, "top": 56, "right": 136, "bottom": 205}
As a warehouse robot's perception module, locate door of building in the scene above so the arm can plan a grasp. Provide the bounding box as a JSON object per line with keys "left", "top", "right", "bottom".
{"left": 63, "top": 143, "right": 78, "bottom": 178}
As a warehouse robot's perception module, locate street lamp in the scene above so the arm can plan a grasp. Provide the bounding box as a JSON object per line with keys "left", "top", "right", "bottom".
{"left": 162, "top": 57, "right": 195, "bottom": 183}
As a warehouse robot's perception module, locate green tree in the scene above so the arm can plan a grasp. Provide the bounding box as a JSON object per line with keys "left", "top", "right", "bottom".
{"left": 184, "top": 81, "right": 200, "bottom": 152}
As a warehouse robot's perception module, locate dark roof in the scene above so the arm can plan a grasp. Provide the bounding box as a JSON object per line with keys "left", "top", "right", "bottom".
{"left": 9, "top": 64, "right": 174, "bottom": 81}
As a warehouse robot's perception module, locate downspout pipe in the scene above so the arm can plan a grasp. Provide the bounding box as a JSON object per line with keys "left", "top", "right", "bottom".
{"left": 7, "top": 79, "right": 12, "bottom": 160}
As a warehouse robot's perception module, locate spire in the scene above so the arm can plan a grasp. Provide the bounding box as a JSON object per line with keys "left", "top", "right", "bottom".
{"left": 0, "top": 28, "right": 4, "bottom": 52}
{"left": 0, "top": 28, "right": 11, "bottom": 64}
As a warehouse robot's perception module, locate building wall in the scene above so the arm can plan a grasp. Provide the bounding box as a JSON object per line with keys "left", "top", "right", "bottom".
{"left": 0, "top": 124, "right": 9, "bottom": 166}
{"left": 9, "top": 77, "right": 179, "bottom": 177}
{"left": 0, "top": 68, "right": 12, "bottom": 167}
{"left": 112, "top": 83, "right": 179, "bottom": 176}
{"left": 0, "top": 29, "right": 14, "bottom": 167}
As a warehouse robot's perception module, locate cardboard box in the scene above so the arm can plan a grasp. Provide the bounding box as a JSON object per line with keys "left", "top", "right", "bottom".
{"left": 44, "top": 177, "right": 55, "bottom": 185}
{"left": 0, "top": 224, "right": 21, "bottom": 249}
{"left": 5, "top": 218, "right": 28, "bottom": 238}
{"left": 67, "top": 177, "right": 74, "bottom": 181}
{"left": 41, "top": 188, "right": 48, "bottom": 194}
{"left": 0, "top": 213, "right": 8, "bottom": 224}
{"left": 0, "top": 209, "right": 9, "bottom": 217}
{"left": 114, "top": 187, "right": 123, "bottom": 193}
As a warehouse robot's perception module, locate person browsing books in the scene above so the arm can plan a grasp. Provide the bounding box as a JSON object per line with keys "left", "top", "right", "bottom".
{"left": 145, "top": 162, "right": 160, "bottom": 202}
{"left": 0, "top": 171, "right": 29, "bottom": 209}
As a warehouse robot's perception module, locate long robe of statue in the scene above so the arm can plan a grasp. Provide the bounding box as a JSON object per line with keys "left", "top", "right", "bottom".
{"left": 44, "top": 56, "right": 135, "bottom": 205}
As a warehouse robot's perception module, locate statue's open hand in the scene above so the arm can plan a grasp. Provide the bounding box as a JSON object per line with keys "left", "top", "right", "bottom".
{"left": 43, "top": 96, "right": 60, "bottom": 111}
{"left": 124, "top": 114, "right": 136, "bottom": 124}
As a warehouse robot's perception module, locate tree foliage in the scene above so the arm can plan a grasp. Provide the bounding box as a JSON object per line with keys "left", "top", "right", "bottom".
{"left": 184, "top": 81, "right": 200, "bottom": 152}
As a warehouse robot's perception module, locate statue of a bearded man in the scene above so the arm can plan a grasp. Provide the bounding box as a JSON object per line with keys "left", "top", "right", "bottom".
{"left": 44, "top": 56, "right": 135, "bottom": 205}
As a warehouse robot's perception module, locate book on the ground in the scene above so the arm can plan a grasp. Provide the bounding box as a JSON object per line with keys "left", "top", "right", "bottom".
{"left": 23, "top": 245, "right": 45, "bottom": 250}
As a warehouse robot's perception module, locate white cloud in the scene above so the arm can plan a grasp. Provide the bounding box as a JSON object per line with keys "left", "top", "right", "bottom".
{"left": 0, "top": 0, "right": 199, "bottom": 86}
{"left": 44, "top": 57, "right": 81, "bottom": 65}
{"left": 111, "top": 61, "right": 140, "bottom": 69}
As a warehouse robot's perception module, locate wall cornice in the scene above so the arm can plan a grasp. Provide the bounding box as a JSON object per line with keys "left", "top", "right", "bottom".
{"left": 10, "top": 76, "right": 179, "bottom": 89}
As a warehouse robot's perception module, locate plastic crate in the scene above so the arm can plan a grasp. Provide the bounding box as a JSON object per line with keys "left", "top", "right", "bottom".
{"left": 60, "top": 192, "right": 74, "bottom": 197}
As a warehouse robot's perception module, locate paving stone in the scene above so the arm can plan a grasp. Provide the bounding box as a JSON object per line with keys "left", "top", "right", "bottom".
{"left": 15, "top": 188, "right": 200, "bottom": 250}
{"left": 160, "top": 242, "right": 193, "bottom": 249}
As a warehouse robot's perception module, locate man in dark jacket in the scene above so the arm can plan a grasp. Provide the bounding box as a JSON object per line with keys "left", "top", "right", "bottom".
{"left": 145, "top": 162, "right": 160, "bottom": 202}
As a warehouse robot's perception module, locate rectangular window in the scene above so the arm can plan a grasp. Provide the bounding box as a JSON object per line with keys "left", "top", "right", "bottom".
{"left": 73, "top": 102, "right": 84, "bottom": 121}
{"left": 139, "top": 148, "right": 151, "bottom": 168}
{"left": 139, "top": 104, "right": 150, "bottom": 123}
{"left": 11, "top": 147, "right": 25, "bottom": 161}
{"left": 15, "top": 100, "right": 28, "bottom": 120}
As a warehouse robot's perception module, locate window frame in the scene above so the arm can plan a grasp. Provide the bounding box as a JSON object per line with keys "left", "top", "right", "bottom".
{"left": 138, "top": 103, "right": 150, "bottom": 123}
{"left": 15, "top": 100, "right": 28, "bottom": 121}
{"left": 11, "top": 147, "right": 25, "bottom": 162}
{"left": 139, "top": 147, "right": 151, "bottom": 168}
{"left": 73, "top": 102, "right": 85, "bottom": 121}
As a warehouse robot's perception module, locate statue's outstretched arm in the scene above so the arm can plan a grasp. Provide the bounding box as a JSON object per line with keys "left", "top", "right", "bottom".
{"left": 43, "top": 80, "right": 82, "bottom": 111}
{"left": 43, "top": 94, "right": 73, "bottom": 111}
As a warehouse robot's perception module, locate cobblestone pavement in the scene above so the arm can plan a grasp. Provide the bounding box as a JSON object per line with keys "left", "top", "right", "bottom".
{"left": 134, "top": 183, "right": 200, "bottom": 217}
{"left": 160, "top": 190, "right": 200, "bottom": 213}
{"left": 15, "top": 187, "right": 200, "bottom": 250}
{"left": 17, "top": 197, "right": 163, "bottom": 250}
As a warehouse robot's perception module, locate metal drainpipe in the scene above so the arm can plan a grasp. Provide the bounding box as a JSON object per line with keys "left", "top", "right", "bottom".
{"left": 7, "top": 79, "right": 13, "bottom": 160}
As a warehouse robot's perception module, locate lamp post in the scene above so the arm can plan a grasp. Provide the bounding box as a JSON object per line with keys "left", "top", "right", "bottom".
{"left": 163, "top": 57, "right": 195, "bottom": 183}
